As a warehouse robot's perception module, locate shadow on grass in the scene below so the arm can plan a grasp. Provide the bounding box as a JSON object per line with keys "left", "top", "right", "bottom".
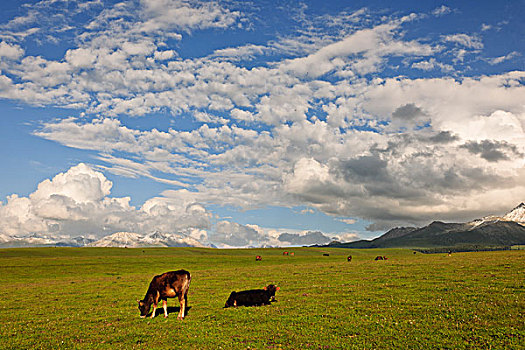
{"left": 148, "top": 306, "right": 192, "bottom": 318}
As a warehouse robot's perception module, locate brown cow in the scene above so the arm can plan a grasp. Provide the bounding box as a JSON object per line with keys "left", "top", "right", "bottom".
{"left": 137, "top": 270, "right": 191, "bottom": 320}
{"left": 255, "top": 255, "right": 262, "bottom": 261}
{"left": 347, "top": 255, "right": 352, "bottom": 262}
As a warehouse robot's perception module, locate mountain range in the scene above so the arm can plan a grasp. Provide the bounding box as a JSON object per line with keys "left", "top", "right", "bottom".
{"left": 326, "top": 203, "right": 525, "bottom": 249}
{"left": 0, "top": 231, "right": 207, "bottom": 248}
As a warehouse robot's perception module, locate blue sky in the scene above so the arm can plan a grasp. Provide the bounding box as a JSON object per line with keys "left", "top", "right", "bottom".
{"left": 0, "top": 0, "right": 524, "bottom": 247}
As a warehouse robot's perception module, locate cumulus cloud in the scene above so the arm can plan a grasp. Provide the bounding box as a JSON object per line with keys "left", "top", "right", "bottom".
{"left": 0, "top": 41, "right": 24, "bottom": 59}
{"left": 0, "top": 164, "right": 211, "bottom": 239}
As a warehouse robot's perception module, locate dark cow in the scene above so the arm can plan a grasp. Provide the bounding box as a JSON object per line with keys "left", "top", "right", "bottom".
{"left": 347, "top": 255, "right": 352, "bottom": 262}
{"left": 255, "top": 255, "right": 262, "bottom": 261}
{"left": 323, "top": 253, "right": 330, "bottom": 256}
{"left": 375, "top": 256, "right": 383, "bottom": 260}
{"left": 283, "top": 251, "right": 289, "bottom": 256}
{"left": 137, "top": 270, "right": 191, "bottom": 320}
{"left": 224, "top": 284, "right": 280, "bottom": 308}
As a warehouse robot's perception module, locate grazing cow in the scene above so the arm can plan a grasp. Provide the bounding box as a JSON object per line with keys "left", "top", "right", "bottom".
{"left": 283, "top": 251, "right": 289, "bottom": 256}
{"left": 374, "top": 256, "right": 383, "bottom": 260}
{"left": 323, "top": 253, "right": 330, "bottom": 256}
{"left": 255, "top": 255, "right": 262, "bottom": 261}
{"left": 137, "top": 270, "right": 191, "bottom": 320}
{"left": 347, "top": 255, "right": 352, "bottom": 262}
{"left": 290, "top": 252, "right": 294, "bottom": 256}
{"left": 224, "top": 284, "right": 280, "bottom": 308}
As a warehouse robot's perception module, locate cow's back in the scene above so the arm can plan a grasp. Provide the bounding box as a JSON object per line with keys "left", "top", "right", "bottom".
{"left": 234, "top": 289, "right": 270, "bottom": 306}
{"left": 150, "top": 270, "right": 191, "bottom": 298}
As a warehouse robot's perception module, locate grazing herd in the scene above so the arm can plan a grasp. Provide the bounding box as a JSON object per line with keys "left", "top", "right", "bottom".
{"left": 138, "top": 252, "right": 390, "bottom": 319}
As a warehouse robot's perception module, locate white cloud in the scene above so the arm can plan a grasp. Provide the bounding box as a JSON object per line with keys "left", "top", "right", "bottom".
{"left": 443, "top": 33, "right": 483, "bottom": 49}
{"left": 488, "top": 51, "right": 520, "bottom": 65}
{"left": 280, "top": 21, "right": 435, "bottom": 77}
{"left": 154, "top": 50, "right": 176, "bottom": 61}
{"left": 411, "top": 58, "right": 453, "bottom": 72}
{"left": 138, "top": 0, "right": 242, "bottom": 33}
{"left": 0, "top": 41, "right": 24, "bottom": 59}
{"left": 432, "top": 6, "right": 451, "bottom": 17}
{"left": 338, "top": 218, "right": 357, "bottom": 225}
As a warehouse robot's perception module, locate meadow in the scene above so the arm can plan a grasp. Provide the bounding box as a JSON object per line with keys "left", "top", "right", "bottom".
{"left": 0, "top": 247, "right": 523, "bottom": 349}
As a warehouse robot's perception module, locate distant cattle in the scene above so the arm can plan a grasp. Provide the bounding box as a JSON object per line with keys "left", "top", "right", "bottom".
{"left": 137, "top": 270, "right": 191, "bottom": 320}
{"left": 255, "top": 255, "right": 262, "bottom": 261}
{"left": 347, "top": 256, "right": 352, "bottom": 262}
{"left": 290, "top": 252, "right": 295, "bottom": 256}
{"left": 283, "top": 251, "right": 289, "bottom": 256}
{"left": 224, "top": 284, "right": 280, "bottom": 308}
{"left": 323, "top": 253, "right": 330, "bottom": 256}
{"left": 374, "top": 256, "right": 387, "bottom": 260}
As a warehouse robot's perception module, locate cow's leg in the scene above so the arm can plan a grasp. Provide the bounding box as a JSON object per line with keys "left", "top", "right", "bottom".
{"left": 163, "top": 300, "right": 168, "bottom": 318}
{"left": 177, "top": 293, "right": 185, "bottom": 320}
{"left": 150, "top": 303, "right": 157, "bottom": 318}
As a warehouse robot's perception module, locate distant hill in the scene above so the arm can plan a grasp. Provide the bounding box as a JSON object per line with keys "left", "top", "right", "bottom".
{"left": 326, "top": 203, "right": 525, "bottom": 249}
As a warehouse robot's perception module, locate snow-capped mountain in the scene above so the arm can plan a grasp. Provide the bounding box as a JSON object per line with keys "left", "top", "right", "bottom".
{"left": 89, "top": 231, "right": 207, "bottom": 248}
{"left": 89, "top": 232, "right": 144, "bottom": 247}
{"left": 503, "top": 203, "right": 525, "bottom": 223}
{"left": 0, "top": 231, "right": 207, "bottom": 248}
{"left": 468, "top": 202, "right": 525, "bottom": 228}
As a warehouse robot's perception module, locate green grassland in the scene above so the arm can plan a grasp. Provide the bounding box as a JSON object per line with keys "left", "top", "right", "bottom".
{"left": 0, "top": 247, "right": 523, "bottom": 349}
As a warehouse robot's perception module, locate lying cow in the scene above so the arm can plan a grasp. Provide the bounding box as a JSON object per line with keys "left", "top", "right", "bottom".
{"left": 224, "top": 284, "right": 280, "bottom": 308}
{"left": 137, "top": 270, "right": 191, "bottom": 320}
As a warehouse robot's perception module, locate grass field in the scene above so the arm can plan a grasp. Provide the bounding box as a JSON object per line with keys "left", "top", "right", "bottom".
{"left": 0, "top": 247, "right": 523, "bottom": 349}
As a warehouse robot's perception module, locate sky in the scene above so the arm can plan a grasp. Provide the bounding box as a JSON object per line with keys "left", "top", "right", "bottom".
{"left": 0, "top": 0, "right": 524, "bottom": 248}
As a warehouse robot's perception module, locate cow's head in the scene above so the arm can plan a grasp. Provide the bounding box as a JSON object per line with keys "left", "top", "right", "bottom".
{"left": 264, "top": 284, "right": 280, "bottom": 296}
{"left": 224, "top": 292, "right": 237, "bottom": 308}
{"left": 137, "top": 299, "right": 151, "bottom": 318}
